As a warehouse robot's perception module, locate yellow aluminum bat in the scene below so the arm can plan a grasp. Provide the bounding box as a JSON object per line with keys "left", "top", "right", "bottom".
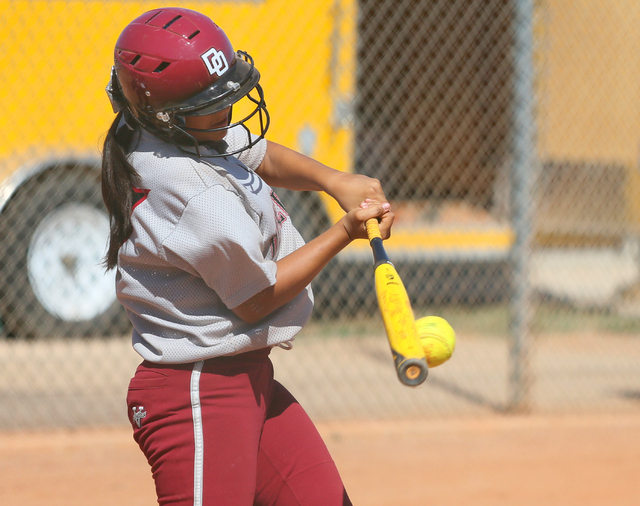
{"left": 366, "top": 219, "right": 428, "bottom": 386}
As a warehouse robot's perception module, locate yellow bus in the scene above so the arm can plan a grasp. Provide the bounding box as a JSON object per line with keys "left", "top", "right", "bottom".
{"left": 1, "top": 0, "right": 636, "bottom": 337}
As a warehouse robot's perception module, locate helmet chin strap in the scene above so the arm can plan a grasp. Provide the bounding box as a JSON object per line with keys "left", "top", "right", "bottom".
{"left": 201, "top": 139, "right": 229, "bottom": 154}
{"left": 165, "top": 121, "right": 230, "bottom": 158}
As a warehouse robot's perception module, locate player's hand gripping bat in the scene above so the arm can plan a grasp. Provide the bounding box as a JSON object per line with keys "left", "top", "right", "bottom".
{"left": 366, "top": 219, "right": 428, "bottom": 386}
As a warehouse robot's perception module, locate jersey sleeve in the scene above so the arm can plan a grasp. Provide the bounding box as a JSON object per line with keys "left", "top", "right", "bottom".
{"left": 160, "top": 185, "right": 277, "bottom": 309}
{"left": 225, "top": 125, "right": 267, "bottom": 171}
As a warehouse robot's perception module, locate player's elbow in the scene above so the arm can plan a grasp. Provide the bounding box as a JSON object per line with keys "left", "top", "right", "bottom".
{"left": 231, "top": 304, "right": 266, "bottom": 324}
{"left": 231, "top": 287, "right": 275, "bottom": 324}
{"left": 233, "top": 308, "right": 265, "bottom": 325}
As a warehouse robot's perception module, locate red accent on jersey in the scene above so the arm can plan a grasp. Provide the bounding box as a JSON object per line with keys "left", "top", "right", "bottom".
{"left": 132, "top": 186, "right": 151, "bottom": 211}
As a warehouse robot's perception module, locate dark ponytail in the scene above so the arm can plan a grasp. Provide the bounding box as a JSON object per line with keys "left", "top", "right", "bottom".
{"left": 101, "top": 111, "right": 138, "bottom": 270}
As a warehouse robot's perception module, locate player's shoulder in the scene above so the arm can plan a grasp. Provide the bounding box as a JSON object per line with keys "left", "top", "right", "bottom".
{"left": 131, "top": 131, "right": 221, "bottom": 182}
{"left": 225, "top": 126, "right": 267, "bottom": 170}
{"left": 126, "top": 140, "right": 229, "bottom": 220}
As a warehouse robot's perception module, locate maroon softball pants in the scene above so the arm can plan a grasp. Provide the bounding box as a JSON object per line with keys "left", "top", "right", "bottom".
{"left": 126, "top": 348, "right": 351, "bottom": 506}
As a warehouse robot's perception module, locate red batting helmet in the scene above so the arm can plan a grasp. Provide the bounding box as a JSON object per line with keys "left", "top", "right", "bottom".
{"left": 109, "top": 7, "right": 269, "bottom": 156}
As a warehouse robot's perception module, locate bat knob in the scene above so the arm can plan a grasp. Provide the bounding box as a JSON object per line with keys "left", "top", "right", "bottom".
{"left": 398, "top": 358, "right": 428, "bottom": 386}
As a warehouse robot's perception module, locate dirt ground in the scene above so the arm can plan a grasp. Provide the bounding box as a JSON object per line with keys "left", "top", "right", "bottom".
{"left": 1, "top": 412, "right": 639, "bottom": 506}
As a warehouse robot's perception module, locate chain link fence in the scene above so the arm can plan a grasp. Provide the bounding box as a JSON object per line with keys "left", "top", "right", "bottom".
{"left": 1, "top": 0, "right": 640, "bottom": 430}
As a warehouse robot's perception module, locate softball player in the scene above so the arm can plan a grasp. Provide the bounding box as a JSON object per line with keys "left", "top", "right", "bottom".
{"left": 101, "top": 7, "right": 393, "bottom": 506}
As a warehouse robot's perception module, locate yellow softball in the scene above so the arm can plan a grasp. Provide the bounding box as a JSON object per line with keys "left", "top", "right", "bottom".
{"left": 416, "top": 316, "right": 456, "bottom": 368}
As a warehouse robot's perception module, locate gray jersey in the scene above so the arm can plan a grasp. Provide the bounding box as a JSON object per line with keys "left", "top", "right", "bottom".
{"left": 116, "top": 126, "right": 313, "bottom": 363}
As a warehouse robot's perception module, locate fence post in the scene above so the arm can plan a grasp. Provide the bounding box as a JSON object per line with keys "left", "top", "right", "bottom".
{"left": 509, "top": 0, "right": 537, "bottom": 413}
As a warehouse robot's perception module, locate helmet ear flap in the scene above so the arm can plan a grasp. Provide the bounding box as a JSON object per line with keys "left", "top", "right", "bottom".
{"left": 106, "top": 67, "right": 127, "bottom": 114}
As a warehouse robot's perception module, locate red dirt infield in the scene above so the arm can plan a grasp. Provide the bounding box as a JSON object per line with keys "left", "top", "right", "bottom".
{"left": 1, "top": 412, "right": 639, "bottom": 506}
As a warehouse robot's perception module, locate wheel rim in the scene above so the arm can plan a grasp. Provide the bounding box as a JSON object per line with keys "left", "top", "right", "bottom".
{"left": 27, "top": 203, "right": 117, "bottom": 321}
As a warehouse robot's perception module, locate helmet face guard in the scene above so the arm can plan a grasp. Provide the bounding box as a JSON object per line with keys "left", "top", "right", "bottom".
{"left": 111, "top": 8, "right": 270, "bottom": 157}
{"left": 172, "top": 80, "right": 270, "bottom": 158}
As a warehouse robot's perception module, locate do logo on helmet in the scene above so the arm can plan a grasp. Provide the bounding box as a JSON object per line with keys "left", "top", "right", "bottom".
{"left": 201, "top": 48, "right": 229, "bottom": 77}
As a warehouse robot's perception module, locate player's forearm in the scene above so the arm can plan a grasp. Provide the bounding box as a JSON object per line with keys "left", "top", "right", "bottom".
{"left": 257, "top": 141, "right": 387, "bottom": 214}
{"left": 231, "top": 220, "right": 351, "bottom": 323}
{"left": 256, "top": 141, "right": 341, "bottom": 192}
